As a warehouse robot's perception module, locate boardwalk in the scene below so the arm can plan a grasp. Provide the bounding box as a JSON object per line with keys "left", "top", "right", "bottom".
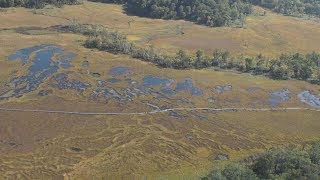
{"left": 1, "top": 107, "right": 319, "bottom": 116}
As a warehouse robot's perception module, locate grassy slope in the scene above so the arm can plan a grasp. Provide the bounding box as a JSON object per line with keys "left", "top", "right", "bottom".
{"left": 1, "top": 2, "right": 320, "bottom": 56}
{"left": 0, "top": 2, "right": 320, "bottom": 179}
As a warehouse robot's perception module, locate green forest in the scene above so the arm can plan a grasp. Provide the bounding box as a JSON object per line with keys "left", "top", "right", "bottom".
{"left": 90, "top": 0, "right": 252, "bottom": 27}
{"left": 249, "top": 0, "right": 320, "bottom": 17}
{"left": 1, "top": 0, "right": 319, "bottom": 26}
{"left": 203, "top": 141, "right": 320, "bottom": 180}
{"left": 88, "top": 0, "right": 320, "bottom": 26}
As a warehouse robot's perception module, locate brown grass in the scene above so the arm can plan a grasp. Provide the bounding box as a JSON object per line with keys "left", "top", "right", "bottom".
{"left": 0, "top": 2, "right": 320, "bottom": 179}
{"left": 1, "top": 2, "right": 319, "bottom": 56}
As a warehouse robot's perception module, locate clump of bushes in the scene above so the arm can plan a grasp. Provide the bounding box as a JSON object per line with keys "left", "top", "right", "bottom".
{"left": 203, "top": 140, "right": 320, "bottom": 180}
{"left": 68, "top": 23, "right": 320, "bottom": 82}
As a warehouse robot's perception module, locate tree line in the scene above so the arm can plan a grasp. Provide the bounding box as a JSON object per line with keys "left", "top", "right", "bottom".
{"left": 203, "top": 140, "right": 320, "bottom": 180}
{"left": 67, "top": 23, "right": 320, "bottom": 82}
{"left": 249, "top": 0, "right": 320, "bottom": 17}
{"left": 0, "top": 0, "right": 81, "bottom": 8}
{"left": 89, "top": 0, "right": 253, "bottom": 27}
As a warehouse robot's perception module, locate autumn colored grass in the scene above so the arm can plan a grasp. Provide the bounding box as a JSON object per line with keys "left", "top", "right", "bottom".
{"left": 1, "top": 2, "right": 320, "bottom": 56}
{"left": 0, "top": 2, "right": 320, "bottom": 179}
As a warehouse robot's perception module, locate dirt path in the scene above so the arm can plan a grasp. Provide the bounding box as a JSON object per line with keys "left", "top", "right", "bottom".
{"left": 0, "top": 107, "right": 319, "bottom": 116}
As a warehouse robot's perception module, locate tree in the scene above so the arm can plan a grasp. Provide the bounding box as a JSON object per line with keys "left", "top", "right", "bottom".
{"left": 204, "top": 142, "right": 320, "bottom": 180}
{"left": 310, "top": 141, "right": 320, "bottom": 165}
{"left": 222, "top": 164, "right": 258, "bottom": 180}
{"left": 245, "top": 57, "right": 256, "bottom": 71}
{"left": 194, "top": 49, "right": 206, "bottom": 69}
{"left": 174, "top": 49, "right": 192, "bottom": 69}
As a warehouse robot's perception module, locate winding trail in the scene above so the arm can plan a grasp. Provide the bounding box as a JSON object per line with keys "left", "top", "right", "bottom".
{"left": 0, "top": 107, "right": 319, "bottom": 116}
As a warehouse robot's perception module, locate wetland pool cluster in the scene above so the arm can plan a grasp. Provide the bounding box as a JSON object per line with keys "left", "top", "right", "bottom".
{"left": 1, "top": 44, "right": 320, "bottom": 111}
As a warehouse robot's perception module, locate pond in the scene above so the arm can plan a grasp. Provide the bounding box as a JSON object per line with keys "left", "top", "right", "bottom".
{"left": 176, "top": 78, "right": 203, "bottom": 96}
{"left": 1, "top": 44, "right": 78, "bottom": 99}
{"left": 298, "top": 91, "right": 320, "bottom": 108}
{"left": 268, "top": 89, "right": 291, "bottom": 106}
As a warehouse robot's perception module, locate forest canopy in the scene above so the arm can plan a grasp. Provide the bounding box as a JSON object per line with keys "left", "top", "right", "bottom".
{"left": 88, "top": 0, "right": 320, "bottom": 26}
{"left": 203, "top": 141, "right": 320, "bottom": 180}
{"left": 2, "top": 0, "right": 319, "bottom": 26}
{"left": 249, "top": 0, "right": 320, "bottom": 17}
{"left": 90, "top": 0, "right": 253, "bottom": 27}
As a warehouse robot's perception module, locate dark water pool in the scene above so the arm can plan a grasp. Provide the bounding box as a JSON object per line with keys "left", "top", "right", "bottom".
{"left": 268, "top": 89, "right": 291, "bottom": 106}
{"left": 298, "top": 91, "right": 320, "bottom": 108}
{"left": 161, "top": 88, "right": 176, "bottom": 95}
{"left": 8, "top": 44, "right": 55, "bottom": 65}
{"left": 142, "top": 76, "right": 202, "bottom": 96}
{"left": 143, "top": 75, "right": 174, "bottom": 88}
{"left": 143, "top": 75, "right": 177, "bottom": 95}
{"left": 53, "top": 73, "right": 91, "bottom": 93}
{"left": 176, "top": 78, "right": 203, "bottom": 96}
{"left": 29, "top": 48, "right": 58, "bottom": 73}
{"left": 1, "top": 44, "right": 78, "bottom": 98}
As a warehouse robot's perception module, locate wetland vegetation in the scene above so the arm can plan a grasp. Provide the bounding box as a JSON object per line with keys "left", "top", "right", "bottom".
{"left": 68, "top": 23, "right": 320, "bottom": 82}
{"left": 0, "top": 0, "right": 320, "bottom": 179}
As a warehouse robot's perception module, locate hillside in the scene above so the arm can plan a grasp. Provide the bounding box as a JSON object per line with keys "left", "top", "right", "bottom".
{"left": 1, "top": 2, "right": 320, "bottom": 56}
{"left": 0, "top": 1, "right": 320, "bottom": 179}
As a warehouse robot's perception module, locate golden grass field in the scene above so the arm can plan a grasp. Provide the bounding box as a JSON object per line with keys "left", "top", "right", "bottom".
{"left": 1, "top": 2, "right": 320, "bottom": 56}
{"left": 1, "top": 1, "right": 320, "bottom": 179}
